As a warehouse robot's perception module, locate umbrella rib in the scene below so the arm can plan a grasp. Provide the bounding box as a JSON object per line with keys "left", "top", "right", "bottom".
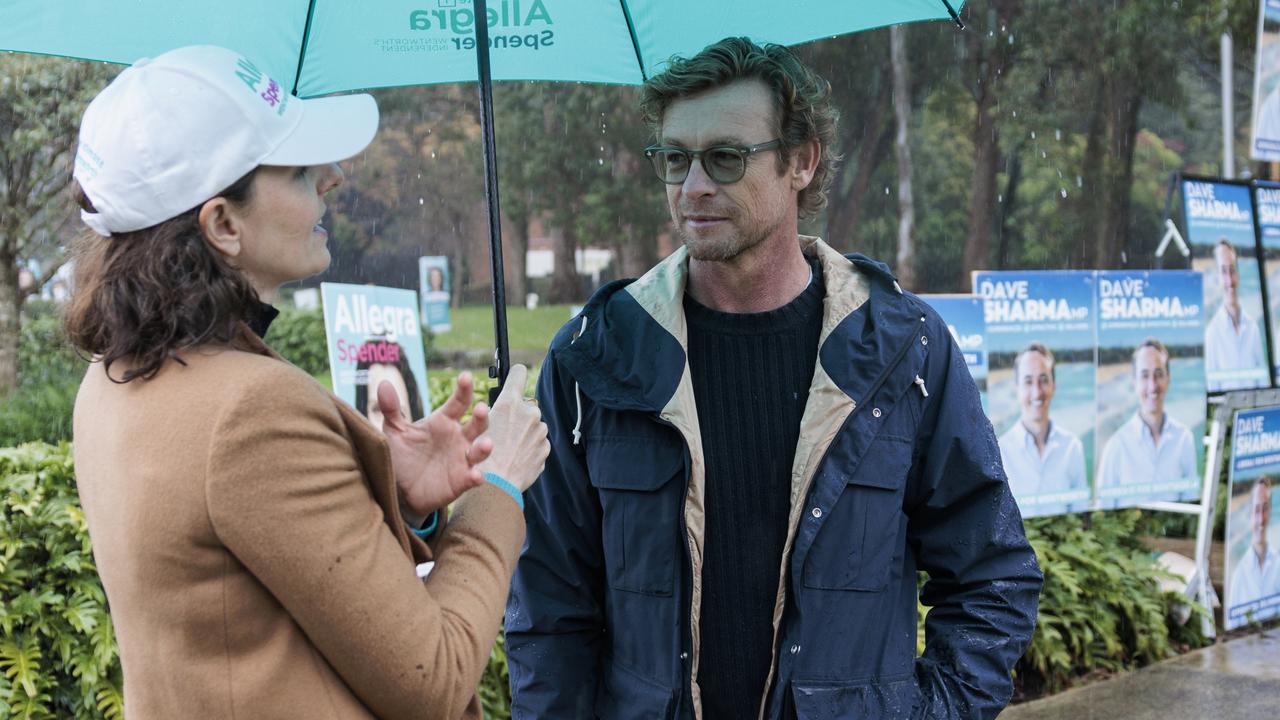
{"left": 939, "top": 0, "right": 965, "bottom": 29}
{"left": 617, "top": 0, "right": 648, "bottom": 82}
{"left": 292, "top": 0, "right": 320, "bottom": 96}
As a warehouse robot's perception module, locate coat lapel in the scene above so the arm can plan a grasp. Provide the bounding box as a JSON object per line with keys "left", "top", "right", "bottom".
{"left": 235, "top": 325, "right": 420, "bottom": 560}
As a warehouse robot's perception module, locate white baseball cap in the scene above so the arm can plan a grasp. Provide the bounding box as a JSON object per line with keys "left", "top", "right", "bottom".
{"left": 74, "top": 45, "right": 378, "bottom": 236}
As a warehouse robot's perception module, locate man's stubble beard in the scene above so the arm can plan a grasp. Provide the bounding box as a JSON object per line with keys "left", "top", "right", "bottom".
{"left": 676, "top": 211, "right": 782, "bottom": 263}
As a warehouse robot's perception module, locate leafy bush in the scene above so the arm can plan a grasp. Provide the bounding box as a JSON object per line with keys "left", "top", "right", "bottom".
{"left": 1, "top": 314, "right": 87, "bottom": 446}
{"left": 267, "top": 308, "right": 330, "bottom": 377}
{"left": 1014, "top": 511, "right": 1207, "bottom": 697}
{"left": 0, "top": 443, "right": 122, "bottom": 719}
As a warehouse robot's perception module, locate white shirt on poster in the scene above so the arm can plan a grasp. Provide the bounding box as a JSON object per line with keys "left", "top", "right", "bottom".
{"left": 998, "top": 421, "right": 1087, "bottom": 513}
{"left": 1257, "top": 87, "right": 1280, "bottom": 154}
{"left": 1204, "top": 304, "right": 1266, "bottom": 391}
{"left": 1228, "top": 544, "right": 1280, "bottom": 611}
{"left": 1096, "top": 413, "right": 1197, "bottom": 491}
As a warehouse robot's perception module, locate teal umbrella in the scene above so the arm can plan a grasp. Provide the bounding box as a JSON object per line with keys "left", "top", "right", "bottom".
{"left": 0, "top": 0, "right": 965, "bottom": 393}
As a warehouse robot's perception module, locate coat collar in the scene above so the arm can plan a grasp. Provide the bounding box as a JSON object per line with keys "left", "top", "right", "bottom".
{"left": 555, "top": 235, "right": 919, "bottom": 413}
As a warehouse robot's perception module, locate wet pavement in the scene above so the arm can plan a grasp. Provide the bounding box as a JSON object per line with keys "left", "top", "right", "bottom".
{"left": 1002, "top": 630, "right": 1280, "bottom": 720}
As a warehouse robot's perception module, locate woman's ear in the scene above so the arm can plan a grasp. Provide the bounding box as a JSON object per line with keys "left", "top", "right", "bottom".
{"left": 198, "top": 197, "right": 243, "bottom": 261}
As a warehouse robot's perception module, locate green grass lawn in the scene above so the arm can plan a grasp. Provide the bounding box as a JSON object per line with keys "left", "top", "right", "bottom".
{"left": 431, "top": 304, "right": 578, "bottom": 352}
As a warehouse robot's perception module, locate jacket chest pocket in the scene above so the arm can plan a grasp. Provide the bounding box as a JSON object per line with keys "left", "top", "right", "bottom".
{"left": 802, "top": 437, "right": 911, "bottom": 592}
{"left": 587, "top": 438, "right": 686, "bottom": 596}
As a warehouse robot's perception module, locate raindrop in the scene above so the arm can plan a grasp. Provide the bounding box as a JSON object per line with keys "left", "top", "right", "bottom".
{"left": 419, "top": 198, "right": 425, "bottom": 205}
{"left": 1030, "top": 131, "right": 1036, "bottom": 139}
{"left": 431, "top": 151, "right": 436, "bottom": 159}
{"left": 598, "top": 158, "right": 604, "bottom": 166}
{"left": 1012, "top": 110, "right": 1018, "bottom": 118}
{"left": 884, "top": 187, "right": 890, "bottom": 195}
{"left": 998, "top": 194, "right": 1004, "bottom": 203}
{"left": 1076, "top": 175, "right": 1083, "bottom": 188}
{"left": 1041, "top": 150, "right": 1047, "bottom": 159}
{"left": 1055, "top": 129, "right": 1062, "bottom": 141}
{"left": 1060, "top": 188, "right": 1068, "bottom": 198}
{"left": 1008, "top": 34, "right": 1015, "bottom": 45}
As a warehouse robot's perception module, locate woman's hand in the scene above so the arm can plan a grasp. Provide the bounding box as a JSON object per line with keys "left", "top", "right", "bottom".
{"left": 380, "top": 371, "right": 492, "bottom": 517}
{"left": 476, "top": 364, "right": 549, "bottom": 492}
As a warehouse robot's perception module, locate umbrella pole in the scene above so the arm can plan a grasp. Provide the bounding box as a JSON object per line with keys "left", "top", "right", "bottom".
{"left": 472, "top": 0, "right": 512, "bottom": 404}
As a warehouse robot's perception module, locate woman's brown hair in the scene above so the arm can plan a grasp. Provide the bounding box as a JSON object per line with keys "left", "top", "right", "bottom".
{"left": 64, "top": 169, "right": 260, "bottom": 382}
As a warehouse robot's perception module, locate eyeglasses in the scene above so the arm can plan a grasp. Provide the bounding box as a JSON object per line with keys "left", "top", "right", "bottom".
{"left": 643, "top": 139, "right": 782, "bottom": 185}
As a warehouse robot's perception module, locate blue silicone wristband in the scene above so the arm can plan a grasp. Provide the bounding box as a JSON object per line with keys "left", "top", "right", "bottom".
{"left": 483, "top": 472, "right": 524, "bottom": 511}
{"left": 411, "top": 510, "right": 439, "bottom": 539}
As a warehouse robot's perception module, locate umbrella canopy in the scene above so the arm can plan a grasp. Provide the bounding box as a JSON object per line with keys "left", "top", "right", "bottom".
{"left": 1, "top": 0, "right": 965, "bottom": 393}
{"left": 3, "top": 1, "right": 962, "bottom": 95}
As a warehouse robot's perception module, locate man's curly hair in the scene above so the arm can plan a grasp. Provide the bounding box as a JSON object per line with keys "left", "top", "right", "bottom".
{"left": 640, "top": 37, "right": 841, "bottom": 220}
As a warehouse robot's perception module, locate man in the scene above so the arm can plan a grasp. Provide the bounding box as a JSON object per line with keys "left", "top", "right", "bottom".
{"left": 997, "top": 342, "right": 1087, "bottom": 515}
{"left": 1096, "top": 338, "right": 1197, "bottom": 501}
{"left": 505, "top": 38, "right": 1041, "bottom": 720}
{"left": 1204, "top": 239, "right": 1266, "bottom": 391}
{"left": 1228, "top": 478, "right": 1280, "bottom": 612}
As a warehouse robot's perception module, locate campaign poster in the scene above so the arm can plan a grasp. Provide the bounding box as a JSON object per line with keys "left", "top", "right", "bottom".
{"left": 974, "top": 271, "right": 1095, "bottom": 517}
{"left": 1181, "top": 178, "right": 1270, "bottom": 392}
{"left": 1252, "top": 0, "right": 1280, "bottom": 161}
{"left": 1255, "top": 181, "right": 1280, "bottom": 381}
{"left": 1224, "top": 406, "right": 1280, "bottom": 630}
{"left": 321, "top": 283, "right": 430, "bottom": 430}
{"left": 419, "top": 255, "right": 452, "bottom": 333}
{"left": 920, "top": 294, "right": 988, "bottom": 412}
{"left": 1094, "top": 271, "right": 1206, "bottom": 510}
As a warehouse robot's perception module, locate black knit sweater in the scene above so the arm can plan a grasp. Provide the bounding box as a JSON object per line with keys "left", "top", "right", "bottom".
{"left": 685, "top": 258, "right": 824, "bottom": 719}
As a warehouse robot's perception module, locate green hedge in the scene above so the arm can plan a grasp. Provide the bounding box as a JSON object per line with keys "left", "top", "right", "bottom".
{"left": 0, "top": 313, "right": 87, "bottom": 447}
{"left": 0, "top": 443, "right": 122, "bottom": 719}
{"left": 1013, "top": 511, "right": 1207, "bottom": 696}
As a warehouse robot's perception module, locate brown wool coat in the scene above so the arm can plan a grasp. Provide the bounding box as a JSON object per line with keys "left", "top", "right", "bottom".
{"left": 73, "top": 328, "right": 524, "bottom": 719}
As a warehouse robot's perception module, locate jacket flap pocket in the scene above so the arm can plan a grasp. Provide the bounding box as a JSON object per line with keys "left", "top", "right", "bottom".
{"left": 845, "top": 438, "right": 912, "bottom": 490}
{"left": 587, "top": 438, "right": 683, "bottom": 491}
{"left": 791, "top": 675, "right": 920, "bottom": 718}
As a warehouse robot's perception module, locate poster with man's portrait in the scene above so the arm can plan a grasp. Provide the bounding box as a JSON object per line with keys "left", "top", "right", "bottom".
{"left": 974, "top": 271, "right": 1096, "bottom": 517}
{"left": 1180, "top": 178, "right": 1270, "bottom": 392}
{"left": 1224, "top": 406, "right": 1280, "bottom": 630}
{"left": 1093, "top": 271, "right": 1205, "bottom": 510}
{"left": 1252, "top": 0, "right": 1280, "bottom": 161}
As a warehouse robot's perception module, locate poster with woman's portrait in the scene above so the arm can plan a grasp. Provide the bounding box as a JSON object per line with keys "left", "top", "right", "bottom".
{"left": 321, "top": 283, "right": 430, "bottom": 430}
{"left": 419, "top": 255, "right": 452, "bottom": 333}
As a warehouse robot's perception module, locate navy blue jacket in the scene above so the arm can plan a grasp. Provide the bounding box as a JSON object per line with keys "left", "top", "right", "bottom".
{"left": 506, "top": 238, "right": 1042, "bottom": 719}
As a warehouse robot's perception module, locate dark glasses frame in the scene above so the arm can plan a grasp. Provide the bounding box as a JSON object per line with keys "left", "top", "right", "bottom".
{"left": 643, "top": 139, "right": 783, "bottom": 185}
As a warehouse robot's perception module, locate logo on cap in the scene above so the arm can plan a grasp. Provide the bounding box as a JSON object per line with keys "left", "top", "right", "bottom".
{"left": 234, "top": 56, "right": 291, "bottom": 117}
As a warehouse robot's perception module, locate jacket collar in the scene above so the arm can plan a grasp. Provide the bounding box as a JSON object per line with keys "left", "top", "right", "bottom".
{"left": 556, "top": 235, "right": 919, "bottom": 413}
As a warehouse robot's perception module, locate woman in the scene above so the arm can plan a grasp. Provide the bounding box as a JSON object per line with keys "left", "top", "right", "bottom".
{"left": 65, "top": 45, "right": 548, "bottom": 719}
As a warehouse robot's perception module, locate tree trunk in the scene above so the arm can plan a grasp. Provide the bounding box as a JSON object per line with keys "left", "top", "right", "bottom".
{"left": 1096, "top": 88, "right": 1143, "bottom": 270}
{"left": 826, "top": 80, "right": 891, "bottom": 252}
{"left": 0, "top": 250, "right": 20, "bottom": 393}
{"left": 1078, "top": 97, "right": 1107, "bottom": 269}
{"left": 962, "top": 74, "right": 1002, "bottom": 285}
{"left": 548, "top": 224, "right": 580, "bottom": 304}
{"left": 508, "top": 213, "right": 530, "bottom": 303}
{"left": 996, "top": 152, "right": 1024, "bottom": 270}
{"left": 890, "top": 25, "right": 917, "bottom": 290}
